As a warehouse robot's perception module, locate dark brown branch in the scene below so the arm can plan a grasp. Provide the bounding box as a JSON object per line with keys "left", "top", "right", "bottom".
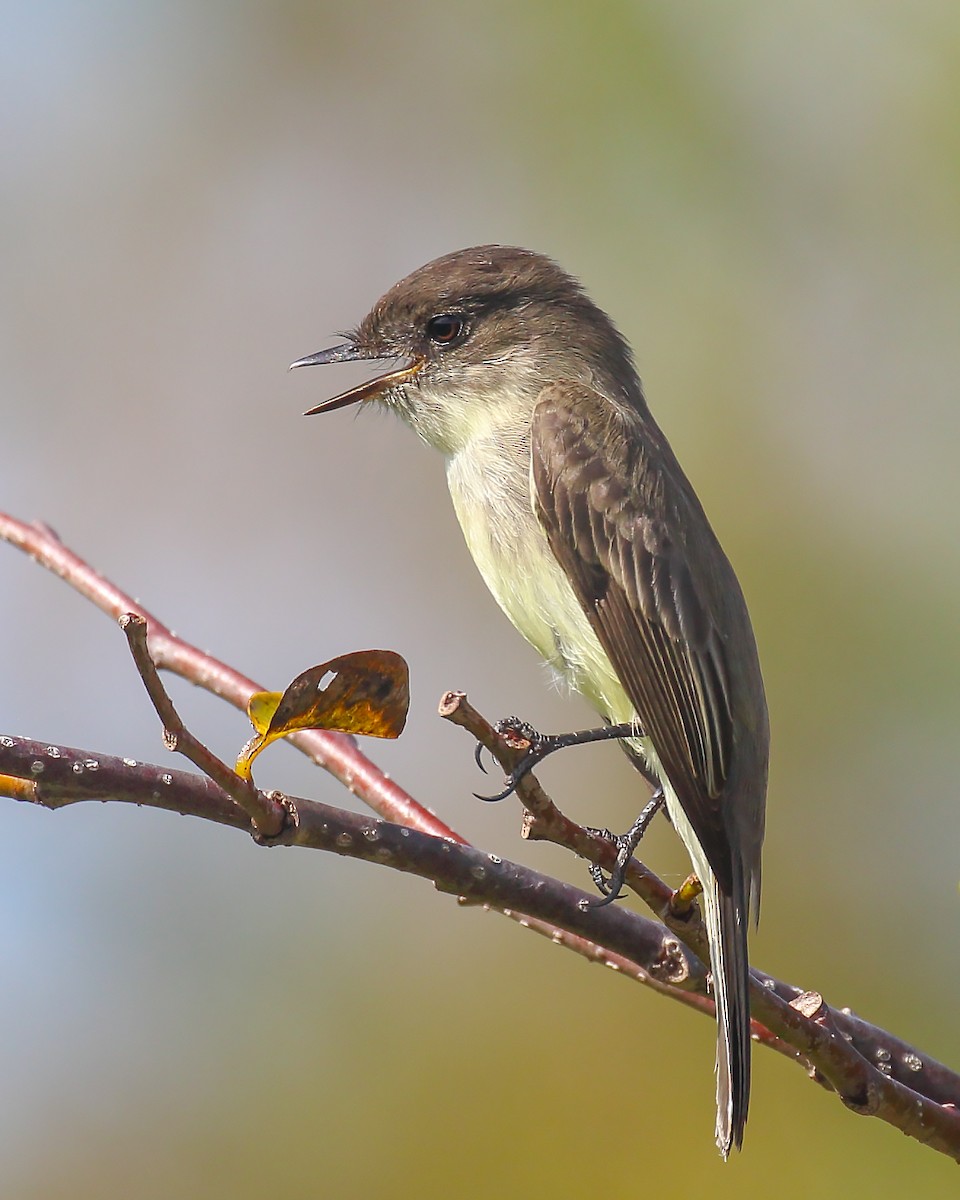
{"left": 0, "top": 735, "right": 702, "bottom": 991}
{"left": 2, "top": 730, "right": 959, "bottom": 1160}
{"left": 3, "top": 511, "right": 960, "bottom": 1161}
{"left": 437, "top": 695, "right": 960, "bottom": 1160}
{"left": 0, "top": 736, "right": 251, "bottom": 827}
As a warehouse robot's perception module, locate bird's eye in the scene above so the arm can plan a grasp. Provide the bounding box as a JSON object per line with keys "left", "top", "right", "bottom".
{"left": 426, "top": 314, "right": 467, "bottom": 346}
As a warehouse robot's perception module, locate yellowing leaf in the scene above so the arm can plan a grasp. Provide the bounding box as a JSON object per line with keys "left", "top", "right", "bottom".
{"left": 235, "top": 650, "right": 409, "bottom": 780}
{"left": 247, "top": 691, "right": 284, "bottom": 736}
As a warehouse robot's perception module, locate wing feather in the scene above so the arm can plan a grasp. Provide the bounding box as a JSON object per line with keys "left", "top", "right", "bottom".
{"left": 531, "top": 383, "right": 736, "bottom": 882}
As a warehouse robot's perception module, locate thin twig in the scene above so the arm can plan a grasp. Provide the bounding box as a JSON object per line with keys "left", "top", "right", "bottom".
{"left": 440, "top": 690, "right": 711, "bottom": 964}
{"left": 441, "top": 690, "right": 678, "bottom": 912}
{"left": 119, "top": 612, "right": 287, "bottom": 837}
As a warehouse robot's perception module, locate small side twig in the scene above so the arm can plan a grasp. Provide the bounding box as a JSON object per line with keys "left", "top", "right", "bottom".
{"left": 439, "top": 691, "right": 699, "bottom": 937}
{"left": 120, "top": 612, "right": 287, "bottom": 839}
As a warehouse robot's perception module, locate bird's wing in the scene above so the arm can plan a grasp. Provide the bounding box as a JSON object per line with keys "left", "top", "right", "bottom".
{"left": 530, "top": 382, "right": 735, "bottom": 884}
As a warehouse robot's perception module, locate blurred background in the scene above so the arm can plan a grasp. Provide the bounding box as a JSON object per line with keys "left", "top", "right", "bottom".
{"left": 3, "top": 2, "right": 959, "bottom": 1195}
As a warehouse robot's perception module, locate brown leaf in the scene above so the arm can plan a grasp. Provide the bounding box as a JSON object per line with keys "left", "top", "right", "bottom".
{"left": 235, "top": 650, "right": 409, "bottom": 779}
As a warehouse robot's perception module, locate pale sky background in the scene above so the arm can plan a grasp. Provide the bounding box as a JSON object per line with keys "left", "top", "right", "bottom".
{"left": 2, "top": 3, "right": 959, "bottom": 1195}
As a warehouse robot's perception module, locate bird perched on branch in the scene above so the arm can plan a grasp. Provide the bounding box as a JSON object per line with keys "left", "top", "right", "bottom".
{"left": 294, "top": 245, "right": 769, "bottom": 1155}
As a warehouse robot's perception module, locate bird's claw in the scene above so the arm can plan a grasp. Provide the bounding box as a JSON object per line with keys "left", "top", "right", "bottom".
{"left": 585, "top": 827, "right": 632, "bottom": 905}
{"left": 474, "top": 717, "right": 552, "bottom": 802}
{"left": 584, "top": 789, "right": 665, "bottom": 906}
{"left": 472, "top": 718, "right": 650, "bottom": 807}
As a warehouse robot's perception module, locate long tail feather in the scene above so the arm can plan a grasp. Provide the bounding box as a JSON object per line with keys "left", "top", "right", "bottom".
{"left": 702, "top": 872, "right": 752, "bottom": 1157}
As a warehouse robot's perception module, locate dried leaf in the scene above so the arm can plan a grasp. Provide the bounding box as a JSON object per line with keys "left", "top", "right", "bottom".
{"left": 235, "top": 650, "right": 409, "bottom": 779}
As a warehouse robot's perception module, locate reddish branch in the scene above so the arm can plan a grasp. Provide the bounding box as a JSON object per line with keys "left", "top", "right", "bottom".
{"left": 2, "top": 511, "right": 959, "bottom": 1162}
{"left": 0, "top": 515, "right": 703, "bottom": 999}
{"left": 0, "top": 514, "right": 454, "bottom": 838}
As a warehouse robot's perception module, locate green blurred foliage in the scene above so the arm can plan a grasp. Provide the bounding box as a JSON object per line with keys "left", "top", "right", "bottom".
{"left": 2, "top": 1, "right": 959, "bottom": 1196}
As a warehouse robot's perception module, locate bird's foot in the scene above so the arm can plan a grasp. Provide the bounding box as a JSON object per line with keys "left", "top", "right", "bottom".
{"left": 474, "top": 718, "right": 638, "bottom": 802}
{"left": 474, "top": 718, "right": 566, "bottom": 801}
{"left": 586, "top": 788, "right": 665, "bottom": 906}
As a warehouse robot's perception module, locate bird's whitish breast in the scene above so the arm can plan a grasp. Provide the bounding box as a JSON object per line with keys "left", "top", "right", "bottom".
{"left": 445, "top": 434, "right": 633, "bottom": 725}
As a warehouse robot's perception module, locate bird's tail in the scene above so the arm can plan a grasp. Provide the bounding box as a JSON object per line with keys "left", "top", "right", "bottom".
{"left": 701, "top": 869, "right": 752, "bottom": 1157}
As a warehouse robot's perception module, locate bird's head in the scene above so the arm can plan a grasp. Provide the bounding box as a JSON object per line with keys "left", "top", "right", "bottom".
{"left": 293, "top": 245, "right": 641, "bottom": 454}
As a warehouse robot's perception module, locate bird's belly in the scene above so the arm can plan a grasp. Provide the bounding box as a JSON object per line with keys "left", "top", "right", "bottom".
{"left": 446, "top": 449, "right": 633, "bottom": 726}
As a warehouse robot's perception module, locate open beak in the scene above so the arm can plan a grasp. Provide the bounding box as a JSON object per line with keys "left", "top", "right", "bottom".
{"left": 290, "top": 343, "right": 424, "bottom": 415}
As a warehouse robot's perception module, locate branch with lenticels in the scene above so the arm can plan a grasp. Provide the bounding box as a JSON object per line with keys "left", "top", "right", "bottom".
{"left": 1, "top": 511, "right": 958, "bottom": 1162}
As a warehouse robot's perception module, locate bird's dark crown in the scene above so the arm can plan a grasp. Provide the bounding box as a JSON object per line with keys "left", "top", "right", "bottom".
{"left": 349, "top": 245, "right": 644, "bottom": 409}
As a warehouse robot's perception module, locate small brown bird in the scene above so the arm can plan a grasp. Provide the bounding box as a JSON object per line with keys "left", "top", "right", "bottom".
{"left": 293, "top": 246, "right": 769, "bottom": 1155}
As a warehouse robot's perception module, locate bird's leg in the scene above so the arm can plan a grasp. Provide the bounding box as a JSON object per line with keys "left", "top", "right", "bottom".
{"left": 587, "top": 787, "right": 666, "bottom": 905}
{"left": 474, "top": 718, "right": 639, "bottom": 802}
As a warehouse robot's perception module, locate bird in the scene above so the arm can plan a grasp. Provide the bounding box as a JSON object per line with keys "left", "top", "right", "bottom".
{"left": 292, "top": 245, "right": 769, "bottom": 1155}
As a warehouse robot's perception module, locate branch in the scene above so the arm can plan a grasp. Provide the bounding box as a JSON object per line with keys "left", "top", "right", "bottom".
{"left": 120, "top": 612, "right": 287, "bottom": 837}
{"left": 437, "top": 693, "right": 960, "bottom": 1157}
{"left": 3, "top": 510, "right": 960, "bottom": 1161}
{"left": 2, "top": 729, "right": 958, "bottom": 1158}
{"left": 0, "top": 513, "right": 707, "bottom": 1008}
{"left": 0, "top": 735, "right": 703, "bottom": 992}
{"left": 440, "top": 690, "right": 683, "bottom": 918}
{"left": 0, "top": 514, "right": 454, "bottom": 838}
